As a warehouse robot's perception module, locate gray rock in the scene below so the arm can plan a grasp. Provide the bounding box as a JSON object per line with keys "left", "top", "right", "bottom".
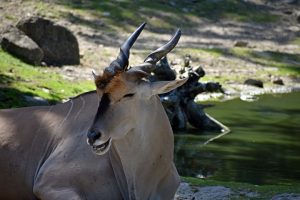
{"left": 0, "top": 26, "right": 43, "bottom": 65}
{"left": 271, "top": 193, "right": 300, "bottom": 200}
{"left": 273, "top": 78, "right": 284, "bottom": 85}
{"left": 102, "top": 12, "right": 111, "bottom": 17}
{"left": 283, "top": 10, "right": 293, "bottom": 15}
{"left": 175, "top": 182, "right": 195, "bottom": 200}
{"left": 244, "top": 79, "right": 264, "bottom": 88}
{"left": 236, "top": 189, "right": 260, "bottom": 198}
{"left": 234, "top": 41, "right": 248, "bottom": 47}
{"left": 17, "top": 16, "right": 80, "bottom": 66}
{"left": 194, "top": 186, "right": 231, "bottom": 200}
{"left": 175, "top": 183, "right": 232, "bottom": 200}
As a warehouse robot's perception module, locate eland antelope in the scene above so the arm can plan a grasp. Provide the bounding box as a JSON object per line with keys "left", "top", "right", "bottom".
{"left": 0, "top": 23, "right": 187, "bottom": 200}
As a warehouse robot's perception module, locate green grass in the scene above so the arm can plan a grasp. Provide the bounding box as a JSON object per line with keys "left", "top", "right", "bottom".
{"left": 175, "top": 47, "right": 224, "bottom": 60}
{"left": 291, "top": 37, "right": 300, "bottom": 45}
{"left": 57, "top": 0, "right": 280, "bottom": 33}
{"left": 4, "top": 14, "right": 16, "bottom": 20}
{"left": 229, "top": 48, "right": 300, "bottom": 76}
{"left": 173, "top": 46, "right": 300, "bottom": 85}
{"left": 182, "top": 177, "right": 300, "bottom": 199}
{"left": 198, "top": 47, "right": 300, "bottom": 77}
{"left": 223, "top": 11, "right": 279, "bottom": 23}
{"left": 169, "top": 46, "right": 300, "bottom": 87}
{"left": 0, "top": 48, "right": 95, "bottom": 108}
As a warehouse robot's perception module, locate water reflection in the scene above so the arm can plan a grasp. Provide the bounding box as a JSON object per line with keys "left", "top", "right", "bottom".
{"left": 174, "top": 92, "right": 300, "bottom": 185}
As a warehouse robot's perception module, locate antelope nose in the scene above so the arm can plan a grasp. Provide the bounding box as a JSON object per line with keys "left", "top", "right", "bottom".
{"left": 87, "top": 130, "right": 101, "bottom": 145}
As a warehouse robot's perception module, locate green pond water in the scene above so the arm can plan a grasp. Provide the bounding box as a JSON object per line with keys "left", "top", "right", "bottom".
{"left": 174, "top": 92, "right": 300, "bottom": 185}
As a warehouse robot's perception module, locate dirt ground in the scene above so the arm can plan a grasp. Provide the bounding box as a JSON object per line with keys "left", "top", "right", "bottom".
{"left": 1, "top": 0, "right": 299, "bottom": 86}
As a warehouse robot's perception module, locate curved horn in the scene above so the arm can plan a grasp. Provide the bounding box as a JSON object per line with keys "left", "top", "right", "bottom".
{"left": 132, "top": 29, "right": 181, "bottom": 73}
{"left": 104, "top": 22, "right": 146, "bottom": 77}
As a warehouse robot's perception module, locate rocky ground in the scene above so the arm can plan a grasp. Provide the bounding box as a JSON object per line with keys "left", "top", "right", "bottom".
{"left": 1, "top": 1, "right": 299, "bottom": 100}
{"left": 175, "top": 182, "right": 300, "bottom": 200}
{"left": 1, "top": 1, "right": 300, "bottom": 199}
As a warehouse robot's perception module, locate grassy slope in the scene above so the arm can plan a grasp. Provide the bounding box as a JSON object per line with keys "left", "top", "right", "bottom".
{"left": 0, "top": 48, "right": 94, "bottom": 108}
{"left": 176, "top": 47, "right": 300, "bottom": 86}
{"left": 229, "top": 47, "right": 300, "bottom": 75}
{"left": 59, "top": 0, "right": 280, "bottom": 30}
{"left": 2, "top": 0, "right": 298, "bottom": 92}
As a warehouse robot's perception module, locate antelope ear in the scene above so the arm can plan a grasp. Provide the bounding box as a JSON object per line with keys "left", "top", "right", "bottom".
{"left": 150, "top": 78, "right": 188, "bottom": 95}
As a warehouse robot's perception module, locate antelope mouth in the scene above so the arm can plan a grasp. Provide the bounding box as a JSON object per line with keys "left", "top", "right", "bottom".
{"left": 92, "top": 138, "right": 111, "bottom": 155}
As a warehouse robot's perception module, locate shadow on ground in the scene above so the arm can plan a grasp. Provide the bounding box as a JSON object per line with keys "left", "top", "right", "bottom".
{"left": 0, "top": 74, "right": 58, "bottom": 109}
{"left": 54, "top": 0, "right": 299, "bottom": 49}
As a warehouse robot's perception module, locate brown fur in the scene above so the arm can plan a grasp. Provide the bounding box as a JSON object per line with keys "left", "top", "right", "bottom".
{"left": 95, "top": 73, "right": 113, "bottom": 90}
{"left": 95, "top": 73, "right": 128, "bottom": 102}
{"left": 104, "top": 74, "right": 127, "bottom": 94}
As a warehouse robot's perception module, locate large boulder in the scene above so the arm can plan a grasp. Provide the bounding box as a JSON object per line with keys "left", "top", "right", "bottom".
{"left": 0, "top": 26, "right": 43, "bottom": 65}
{"left": 244, "top": 79, "right": 264, "bottom": 88}
{"left": 17, "top": 17, "right": 80, "bottom": 66}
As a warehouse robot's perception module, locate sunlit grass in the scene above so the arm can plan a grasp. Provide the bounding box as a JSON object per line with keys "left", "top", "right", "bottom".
{"left": 173, "top": 46, "right": 300, "bottom": 84}
{"left": 0, "top": 48, "right": 95, "bottom": 108}
{"left": 224, "top": 12, "right": 279, "bottom": 23}
{"left": 291, "top": 37, "right": 300, "bottom": 45}
{"left": 229, "top": 47, "right": 300, "bottom": 76}
{"left": 175, "top": 47, "right": 224, "bottom": 59}
{"left": 56, "top": 0, "right": 281, "bottom": 31}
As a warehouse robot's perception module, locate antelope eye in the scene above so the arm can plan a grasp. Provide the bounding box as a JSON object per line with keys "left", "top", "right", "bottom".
{"left": 123, "top": 93, "right": 135, "bottom": 98}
